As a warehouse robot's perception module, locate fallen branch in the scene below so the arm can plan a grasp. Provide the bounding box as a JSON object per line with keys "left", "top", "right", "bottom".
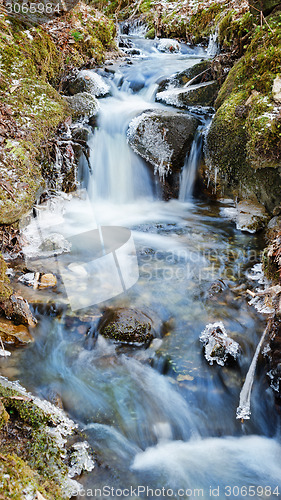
{"left": 184, "top": 67, "right": 212, "bottom": 88}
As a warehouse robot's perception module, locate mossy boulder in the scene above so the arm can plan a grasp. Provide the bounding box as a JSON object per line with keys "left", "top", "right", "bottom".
{"left": 0, "top": 4, "right": 116, "bottom": 225}
{"left": 98, "top": 308, "right": 156, "bottom": 346}
{"left": 204, "top": 10, "right": 281, "bottom": 212}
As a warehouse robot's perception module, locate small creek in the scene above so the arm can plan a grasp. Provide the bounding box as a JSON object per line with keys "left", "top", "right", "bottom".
{"left": 1, "top": 30, "right": 281, "bottom": 499}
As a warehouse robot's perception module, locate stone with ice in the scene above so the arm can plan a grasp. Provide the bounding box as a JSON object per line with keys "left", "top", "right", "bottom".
{"left": 127, "top": 110, "right": 198, "bottom": 179}
{"left": 156, "top": 81, "right": 219, "bottom": 108}
{"left": 68, "top": 70, "right": 110, "bottom": 97}
{"left": 200, "top": 321, "right": 240, "bottom": 366}
{"left": 64, "top": 92, "right": 100, "bottom": 122}
{"left": 156, "top": 39, "right": 180, "bottom": 53}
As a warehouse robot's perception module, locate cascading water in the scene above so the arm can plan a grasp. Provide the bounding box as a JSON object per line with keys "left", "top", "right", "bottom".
{"left": 179, "top": 127, "right": 203, "bottom": 201}
{"left": 3, "top": 28, "right": 281, "bottom": 500}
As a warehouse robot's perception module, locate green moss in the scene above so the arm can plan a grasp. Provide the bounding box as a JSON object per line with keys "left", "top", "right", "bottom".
{"left": 187, "top": 3, "right": 225, "bottom": 44}
{"left": 207, "top": 8, "right": 281, "bottom": 211}
{"left": 218, "top": 10, "right": 254, "bottom": 54}
{"left": 145, "top": 27, "right": 155, "bottom": 39}
{"left": 0, "top": 453, "right": 63, "bottom": 499}
{"left": 0, "top": 254, "right": 12, "bottom": 302}
{"left": 0, "top": 384, "right": 68, "bottom": 495}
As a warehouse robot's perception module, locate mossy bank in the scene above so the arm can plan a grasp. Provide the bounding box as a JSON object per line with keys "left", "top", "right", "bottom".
{"left": 0, "top": 1, "right": 116, "bottom": 225}
{"left": 205, "top": 6, "right": 281, "bottom": 212}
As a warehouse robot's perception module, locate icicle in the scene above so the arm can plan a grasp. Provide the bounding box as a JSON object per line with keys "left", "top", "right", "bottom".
{"left": 236, "top": 323, "right": 270, "bottom": 420}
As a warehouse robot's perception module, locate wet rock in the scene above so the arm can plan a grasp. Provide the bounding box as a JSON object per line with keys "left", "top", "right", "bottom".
{"left": 39, "top": 274, "right": 57, "bottom": 289}
{"left": 127, "top": 110, "right": 198, "bottom": 178}
{"left": 68, "top": 70, "right": 110, "bottom": 97}
{"left": 158, "top": 60, "right": 211, "bottom": 93}
{"left": 39, "top": 233, "right": 72, "bottom": 256}
{"left": 273, "top": 75, "right": 281, "bottom": 104}
{"left": 64, "top": 92, "right": 100, "bottom": 122}
{"left": 98, "top": 308, "right": 156, "bottom": 346}
{"left": 0, "top": 318, "right": 33, "bottom": 345}
{"left": 200, "top": 322, "right": 240, "bottom": 366}
{"left": 157, "top": 39, "right": 180, "bottom": 53}
{"left": 156, "top": 81, "right": 219, "bottom": 108}
{"left": 236, "top": 200, "right": 269, "bottom": 233}
{"left": 1, "top": 294, "right": 37, "bottom": 327}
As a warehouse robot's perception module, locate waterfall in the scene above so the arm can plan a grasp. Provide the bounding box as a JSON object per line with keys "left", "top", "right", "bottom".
{"left": 179, "top": 129, "right": 203, "bottom": 201}
{"left": 88, "top": 95, "right": 155, "bottom": 204}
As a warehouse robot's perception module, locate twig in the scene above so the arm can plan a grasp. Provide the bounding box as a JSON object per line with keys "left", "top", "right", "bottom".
{"left": 184, "top": 67, "right": 212, "bottom": 88}
{"left": 248, "top": 4, "right": 274, "bottom": 32}
{"left": 0, "top": 182, "right": 16, "bottom": 202}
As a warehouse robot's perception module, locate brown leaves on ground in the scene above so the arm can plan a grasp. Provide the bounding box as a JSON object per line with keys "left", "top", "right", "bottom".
{"left": 0, "top": 103, "right": 23, "bottom": 147}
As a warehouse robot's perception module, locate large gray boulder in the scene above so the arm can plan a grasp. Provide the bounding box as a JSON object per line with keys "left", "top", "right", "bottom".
{"left": 68, "top": 70, "right": 110, "bottom": 97}
{"left": 156, "top": 81, "right": 219, "bottom": 108}
{"left": 127, "top": 110, "right": 199, "bottom": 178}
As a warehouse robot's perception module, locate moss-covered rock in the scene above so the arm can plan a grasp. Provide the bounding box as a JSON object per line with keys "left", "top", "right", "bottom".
{"left": 0, "top": 3, "right": 116, "bottom": 225}
{"left": 205, "top": 9, "right": 281, "bottom": 212}
{"left": 157, "top": 60, "right": 212, "bottom": 93}
{"left": 250, "top": 0, "right": 281, "bottom": 16}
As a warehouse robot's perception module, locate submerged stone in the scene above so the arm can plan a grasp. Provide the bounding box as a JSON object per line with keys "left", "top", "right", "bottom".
{"left": 98, "top": 308, "right": 156, "bottom": 346}
{"left": 0, "top": 318, "right": 33, "bottom": 345}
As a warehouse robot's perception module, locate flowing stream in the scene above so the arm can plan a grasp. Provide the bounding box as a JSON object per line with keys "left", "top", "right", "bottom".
{"left": 1, "top": 31, "right": 281, "bottom": 499}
